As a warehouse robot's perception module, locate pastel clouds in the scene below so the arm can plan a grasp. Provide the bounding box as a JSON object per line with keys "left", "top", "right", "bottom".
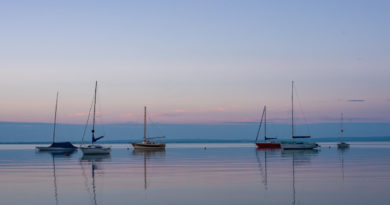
{"left": 68, "top": 112, "right": 89, "bottom": 117}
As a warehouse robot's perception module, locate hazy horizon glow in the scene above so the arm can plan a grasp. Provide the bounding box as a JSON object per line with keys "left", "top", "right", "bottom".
{"left": 0, "top": 0, "right": 389, "bottom": 124}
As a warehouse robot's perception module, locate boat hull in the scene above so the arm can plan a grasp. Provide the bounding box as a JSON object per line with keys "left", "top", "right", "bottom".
{"left": 255, "top": 142, "right": 281, "bottom": 149}
{"left": 36, "top": 147, "right": 77, "bottom": 152}
{"left": 36, "top": 142, "right": 77, "bottom": 152}
{"left": 281, "top": 142, "right": 319, "bottom": 150}
{"left": 132, "top": 143, "right": 166, "bottom": 149}
{"left": 337, "top": 142, "right": 350, "bottom": 149}
{"left": 81, "top": 147, "right": 111, "bottom": 155}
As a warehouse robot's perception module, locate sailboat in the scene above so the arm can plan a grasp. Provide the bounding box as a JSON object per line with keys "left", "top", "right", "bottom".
{"left": 80, "top": 81, "right": 111, "bottom": 155}
{"left": 337, "top": 113, "right": 350, "bottom": 149}
{"left": 131, "top": 106, "right": 166, "bottom": 149}
{"left": 281, "top": 81, "right": 319, "bottom": 150}
{"left": 36, "top": 92, "right": 77, "bottom": 152}
{"left": 255, "top": 105, "right": 281, "bottom": 148}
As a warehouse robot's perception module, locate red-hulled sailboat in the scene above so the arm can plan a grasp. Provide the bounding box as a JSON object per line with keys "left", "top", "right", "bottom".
{"left": 255, "top": 105, "right": 281, "bottom": 149}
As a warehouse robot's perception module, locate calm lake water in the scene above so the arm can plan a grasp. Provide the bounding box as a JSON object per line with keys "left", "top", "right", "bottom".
{"left": 0, "top": 142, "right": 389, "bottom": 205}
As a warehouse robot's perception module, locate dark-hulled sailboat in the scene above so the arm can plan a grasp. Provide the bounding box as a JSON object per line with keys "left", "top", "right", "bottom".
{"left": 36, "top": 92, "right": 77, "bottom": 152}
{"left": 131, "top": 106, "right": 166, "bottom": 149}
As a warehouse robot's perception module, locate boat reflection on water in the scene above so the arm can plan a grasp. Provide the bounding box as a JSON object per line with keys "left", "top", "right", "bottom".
{"left": 80, "top": 155, "right": 111, "bottom": 205}
{"left": 338, "top": 147, "right": 349, "bottom": 182}
{"left": 132, "top": 149, "right": 166, "bottom": 190}
{"left": 281, "top": 149, "right": 319, "bottom": 205}
{"left": 35, "top": 150, "right": 77, "bottom": 205}
{"left": 255, "top": 148, "right": 280, "bottom": 190}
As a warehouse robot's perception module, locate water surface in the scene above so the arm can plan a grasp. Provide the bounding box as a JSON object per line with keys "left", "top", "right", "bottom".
{"left": 0, "top": 142, "right": 389, "bottom": 205}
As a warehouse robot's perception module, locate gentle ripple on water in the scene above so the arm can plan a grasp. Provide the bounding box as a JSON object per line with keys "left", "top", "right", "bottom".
{"left": 0, "top": 143, "right": 389, "bottom": 205}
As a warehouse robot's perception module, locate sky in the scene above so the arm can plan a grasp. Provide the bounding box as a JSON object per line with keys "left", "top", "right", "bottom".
{"left": 0, "top": 0, "right": 389, "bottom": 125}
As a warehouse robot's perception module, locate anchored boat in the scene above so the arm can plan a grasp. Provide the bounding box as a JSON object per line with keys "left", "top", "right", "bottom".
{"left": 132, "top": 106, "right": 166, "bottom": 149}
{"left": 80, "top": 81, "right": 111, "bottom": 155}
{"left": 36, "top": 92, "right": 77, "bottom": 152}
{"left": 337, "top": 113, "right": 350, "bottom": 149}
{"left": 281, "top": 81, "right": 319, "bottom": 150}
{"left": 255, "top": 105, "right": 281, "bottom": 149}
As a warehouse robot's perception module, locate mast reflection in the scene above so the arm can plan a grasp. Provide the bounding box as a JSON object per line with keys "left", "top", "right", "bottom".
{"left": 36, "top": 150, "right": 77, "bottom": 205}
{"left": 281, "top": 149, "right": 319, "bottom": 205}
{"left": 255, "top": 148, "right": 279, "bottom": 190}
{"left": 80, "top": 155, "right": 111, "bottom": 205}
{"left": 338, "top": 147, "right": 349, "bottom": 182}
{"left": 132, "top": 149, "right": 166, "bottom": 190}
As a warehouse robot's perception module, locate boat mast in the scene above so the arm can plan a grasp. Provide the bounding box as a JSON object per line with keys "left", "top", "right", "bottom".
{"left": 52, "top": 92, "right": 59, "bottom": 143}
{"left": 255, "top": 105, "right": 266, "bottom": 142}
{"left": 144, "top": 106, "right": 147, "bottom": 141}
{"left": 291, "top": 81, "right": 294, "bottom": 140}
{"left": 92, "top": 81, "right": 97, "bottom": 144}
{"left": 340, "top": 113, "right": 344, "bottom": 141}
{"left": 264, "top": 106, "right": 267, "bottom": 140}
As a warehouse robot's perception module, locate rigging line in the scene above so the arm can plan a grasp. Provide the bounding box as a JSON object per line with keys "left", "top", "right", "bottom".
{"left": 81, "top": 96, "right": 94, "bottom": 146}
{"left": 150, "top": 118, "right": 165, "bottom": 139}
{"left": 294, "top": 84, "right": 312, "bottom": 136}
{"left": 255, "top": 106, "right": 266, "bottom": 142}
{"left": 96, "top": 84, "right": 106, "bottom": 137}
{"left": 147, "top": 108, "right": 165, "bottom": 138}
{"left": 147, "top": 117, "right": 159, "bottom": 138}
{"left": 267, "top": 107, "right": 279, "bottom": 138}
{"left": 269, "top": 121, "right": 279, "bottom": 139}
{"left": 52, "top": 92, "right": 59, "bottom": 143}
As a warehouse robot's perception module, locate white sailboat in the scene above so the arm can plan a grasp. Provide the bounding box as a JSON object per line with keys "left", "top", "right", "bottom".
{"left": 281, "top": 81, "right": 319, "bottom": 150}
{"left": 80, "top": 81, "right": 111, "bottom": 155}
{"left": 337, "top": 113, "right": 350, "bottom": 149}
{"left": 36, "top": 92, "right": 77, "bottom": 152}
{"left": 131, "top": 106, "right": 166, "bottom": 149}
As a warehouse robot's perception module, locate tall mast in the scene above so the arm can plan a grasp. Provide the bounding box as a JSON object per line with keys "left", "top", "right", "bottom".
{"left": 255, "top": 105, "right": 266, "bottom": 142}
{"left": 340, "top": 112, "right": 344, "bottom": 140}
{"left": 144, "top": 106, "right": 147, "bottom": 141}
{"left": 264, "top": 106, "right": 267, "bottom": 140}
{"left": 291, "top": 81, "right": 294, "bottom": 139}
{"left": 52, "top": 92, "right": 59, "bottom": 143}
{"left": 92, "top": 81, "right": 97, "bottom": 144}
